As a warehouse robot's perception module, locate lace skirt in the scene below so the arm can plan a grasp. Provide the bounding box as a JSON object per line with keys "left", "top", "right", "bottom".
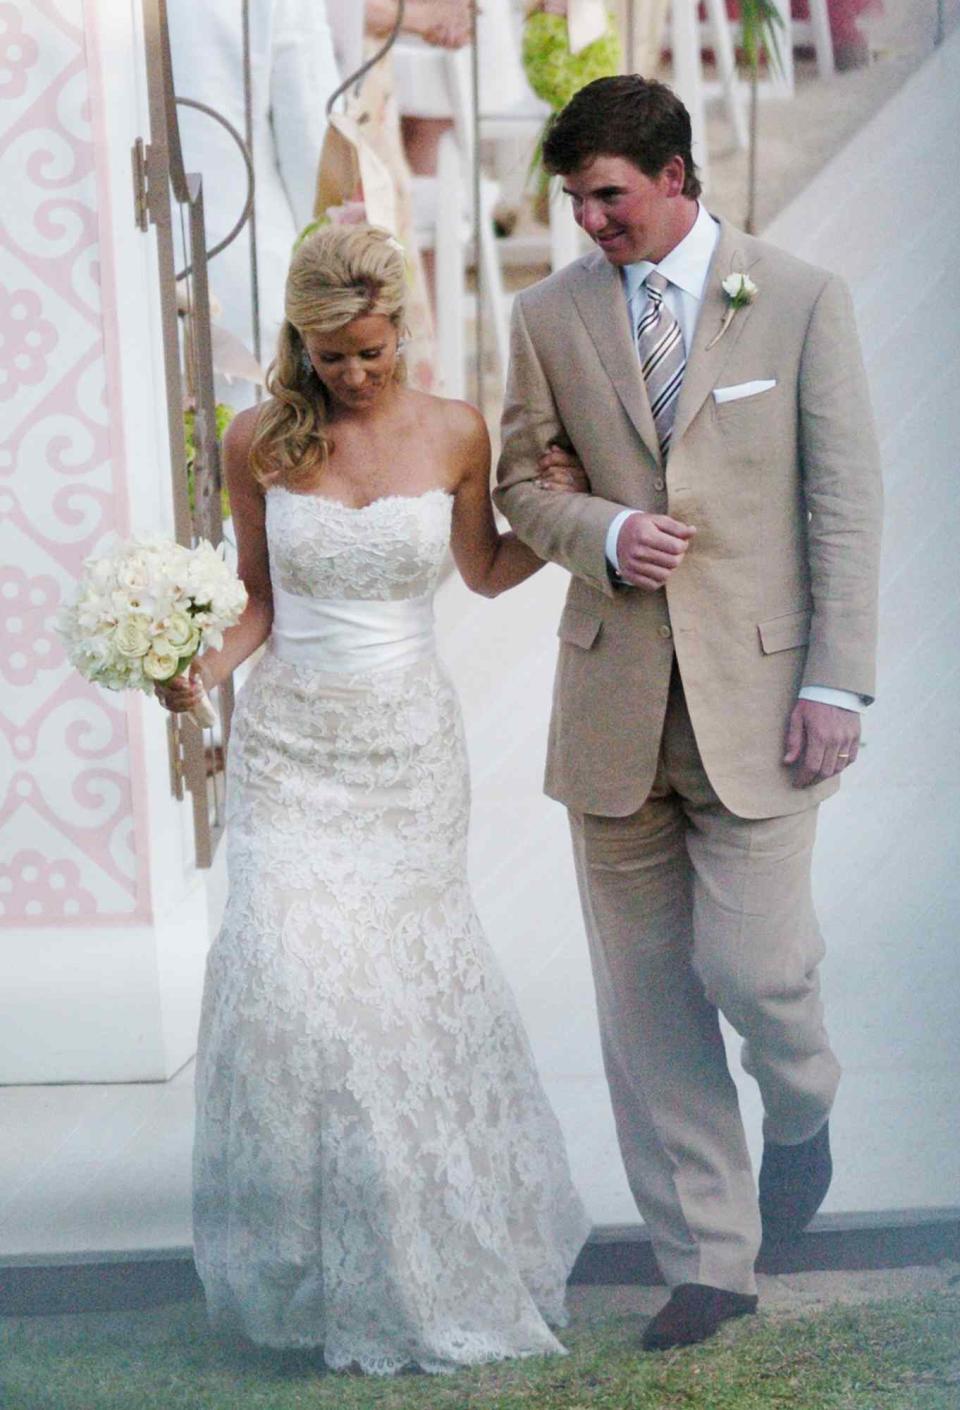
{"left": 193, "top": 649, "right": 590, "bottom": 1373}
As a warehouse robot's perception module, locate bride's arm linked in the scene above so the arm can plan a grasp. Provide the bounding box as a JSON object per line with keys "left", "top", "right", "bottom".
{"left": 155, "top": 408, "right": 273, "bottom": 715}
{"left": 449, "top": 402, "right": 588, "bottom": 599}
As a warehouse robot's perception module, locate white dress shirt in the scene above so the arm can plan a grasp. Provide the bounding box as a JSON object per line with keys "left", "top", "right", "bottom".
{"left": 602, "top": 204, "right": 862, "bottom": 712}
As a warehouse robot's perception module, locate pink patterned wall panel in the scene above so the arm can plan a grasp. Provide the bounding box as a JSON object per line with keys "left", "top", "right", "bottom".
{"left": 0, "top": 0, "right": 148, "bottom": 925}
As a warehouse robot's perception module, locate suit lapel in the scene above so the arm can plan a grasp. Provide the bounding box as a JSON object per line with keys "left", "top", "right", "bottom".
{"left": 569, "top": 253, "right": 662, "bottom": 468}
{"left": 672, "top": 219, "right": 761, "bottom": 446}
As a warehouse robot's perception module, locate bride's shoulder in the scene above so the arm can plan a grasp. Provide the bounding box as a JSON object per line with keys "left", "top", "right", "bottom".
{"left": 223, "top": 402, "right": 268, "bottom": 455}
{"left": 408, "top": 390, "right": 487, "bottom": 450}
{"left": 223, "top": 398, "right": 289, "bottom": 466}
{"left": 222, "top": 402, "right": 277, "bottom": 499}
{"left": 396, "top": 391, "right": 487, "bottom": 493}
{"left": 435, "top": 398, "right": 490, "bottom": 487}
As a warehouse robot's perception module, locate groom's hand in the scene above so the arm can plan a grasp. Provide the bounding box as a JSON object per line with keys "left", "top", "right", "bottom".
{"left": 536, "top": 444, "right": 590, "bottom": 494}
{"left": 784, "top": 699, "right": 861, "bottom": 787}
{"left": 616, "top": 512, "right": 696, "bottom": 591}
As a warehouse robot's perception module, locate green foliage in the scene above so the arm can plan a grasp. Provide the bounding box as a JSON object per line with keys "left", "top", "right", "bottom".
{"left": 293, "top": 216, "right": 329, "bottom": 252}
{"left": 739, "top": 0, "right": 785, "bottom": 74}
{"left": 521, "top": 11, "right": 621, "bottom": 112}
{"left": 184, "top": 403, "right": 235, "bottom": 521}
{"left": 522, "top": 10, "right": 621, "bottom": 197}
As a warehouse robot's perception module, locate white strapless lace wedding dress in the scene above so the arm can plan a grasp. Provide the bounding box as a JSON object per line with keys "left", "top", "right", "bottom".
{"left": 193, "top": 487, "right": 590, "bottom": 1374}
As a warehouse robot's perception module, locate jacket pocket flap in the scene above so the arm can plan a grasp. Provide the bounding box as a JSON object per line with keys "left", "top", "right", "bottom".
{"left": 557, "top": 606, "right": 602, "bottom": 650}
{"left": 758, "top": 610, "right": 811, "bottom": 654}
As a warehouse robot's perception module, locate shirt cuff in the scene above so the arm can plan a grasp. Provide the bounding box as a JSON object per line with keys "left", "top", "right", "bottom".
{"left": 605, "top": 509, "right": 638, "bottom": 573}
{"left": 798, "top": 686, "right": 865, "bottom": 712}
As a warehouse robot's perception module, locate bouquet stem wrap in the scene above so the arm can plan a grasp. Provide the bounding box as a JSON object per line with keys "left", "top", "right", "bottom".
{"left": 186, "top": 679, "right": 217, "bottom": 731}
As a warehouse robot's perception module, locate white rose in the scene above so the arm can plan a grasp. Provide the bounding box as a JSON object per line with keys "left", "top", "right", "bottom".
{"left": 165, "top": 611, "right": 201, "bottom": 654}
{"left": 142, "top": 643, "right": 182, "bottom": 681}
{"left": 721, "top": 272, "right": 758, "bottom": 303}
{"left": 114, "top": 618, "right": 152, "bottom": 658}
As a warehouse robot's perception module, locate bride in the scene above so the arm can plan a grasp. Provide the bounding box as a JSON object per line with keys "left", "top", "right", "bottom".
{"left": 157, "top": 223, "right": 591, "bottom": 1374}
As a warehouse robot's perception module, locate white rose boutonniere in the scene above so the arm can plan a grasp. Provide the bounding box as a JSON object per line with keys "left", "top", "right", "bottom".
{"left": 706, "top": 272, "right": 759, "bottom": 350}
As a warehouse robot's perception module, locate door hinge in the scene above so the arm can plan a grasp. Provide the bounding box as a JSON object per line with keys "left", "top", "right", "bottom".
{"left": 131, "top": 137, "right": 151, "bottom": 231}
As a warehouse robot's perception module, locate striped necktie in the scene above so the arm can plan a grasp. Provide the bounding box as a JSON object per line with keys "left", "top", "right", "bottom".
{"left": 637, "top": 270, "right": 685, "bottom": 458}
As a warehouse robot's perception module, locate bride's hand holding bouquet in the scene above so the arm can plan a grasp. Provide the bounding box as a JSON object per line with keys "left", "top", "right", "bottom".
{"left": 153, "top": 653, "right": 215, "bottom": 724}
{"left": 58, "top": 536, "right": 247, "bottom": 729}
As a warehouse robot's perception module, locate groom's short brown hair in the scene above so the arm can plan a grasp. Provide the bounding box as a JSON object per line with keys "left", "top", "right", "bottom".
{"left": 541, "top": 75, "right": 702, "bottom": 199}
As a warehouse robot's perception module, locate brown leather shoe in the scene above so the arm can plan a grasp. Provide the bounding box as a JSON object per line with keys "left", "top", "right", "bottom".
{"left": 641, "top": 1283, "right": 758, "bottom": 1351}
{"left": 759, "top": 1119, "right": 832, "bottom": 1246}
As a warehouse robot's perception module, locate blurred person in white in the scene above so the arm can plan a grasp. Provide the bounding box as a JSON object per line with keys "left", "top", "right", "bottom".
{"left": 366, "top": 1, "right": 528, "bottom": 288}
{"left": 368, "top": 1, "right": 527, "bottom": 169}
{"left": 167, "top": 0, "right": 341, "bottom": 403}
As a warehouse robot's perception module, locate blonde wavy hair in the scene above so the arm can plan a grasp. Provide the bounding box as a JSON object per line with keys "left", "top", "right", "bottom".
{"left": 250, "top": 223, "right": 408, "bottom": 491}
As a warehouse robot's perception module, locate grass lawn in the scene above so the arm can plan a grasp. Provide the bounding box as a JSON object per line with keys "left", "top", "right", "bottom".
{"left": 1, "top": 1288, "right": 958, "bottom": 1410}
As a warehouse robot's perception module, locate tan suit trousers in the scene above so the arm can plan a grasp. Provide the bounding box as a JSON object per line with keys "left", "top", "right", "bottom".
{"left": 569, "top": 665, "right": 841, "bottom": 1296}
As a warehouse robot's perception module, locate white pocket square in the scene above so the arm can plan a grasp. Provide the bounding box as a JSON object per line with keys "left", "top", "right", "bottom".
{"left": 713, "top": 379, "right": 777, "bottom": 404}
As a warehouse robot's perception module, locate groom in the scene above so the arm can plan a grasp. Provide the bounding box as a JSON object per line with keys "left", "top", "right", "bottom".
{"left": 495, "top": 76, "right": 882, "bottom": 1350}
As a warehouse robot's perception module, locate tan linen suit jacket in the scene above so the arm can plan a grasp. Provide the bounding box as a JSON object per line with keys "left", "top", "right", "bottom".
{"left": 495, "top": 218, "right": 883, "bottom": 820}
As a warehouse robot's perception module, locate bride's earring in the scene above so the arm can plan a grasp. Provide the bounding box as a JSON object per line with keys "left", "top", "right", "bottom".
{"left": 391, "top": 331, "right": 409, "bottom": 383}
{"left": 300, "top": 349, "right": 314, "bottom": 379}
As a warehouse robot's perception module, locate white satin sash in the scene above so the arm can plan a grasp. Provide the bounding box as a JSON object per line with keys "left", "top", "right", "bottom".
{"left": 270, "top": 583, "right": 435, "bottom": 674}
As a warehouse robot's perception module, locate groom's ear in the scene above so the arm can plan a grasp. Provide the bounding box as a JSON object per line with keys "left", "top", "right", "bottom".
{"left": 659, "top": 155, "right": 687, "bottom": 199}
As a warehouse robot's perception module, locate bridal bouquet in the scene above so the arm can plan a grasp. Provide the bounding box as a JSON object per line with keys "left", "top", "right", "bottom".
{"left": 58, "top": 536, "right": 247, "bottom": 728}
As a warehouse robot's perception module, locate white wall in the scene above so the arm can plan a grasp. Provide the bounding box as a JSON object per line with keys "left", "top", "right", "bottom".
{"left": 0, "top": 0, "right": 222, "bottom": 1083}
{"left": 437, "top": 28, "right": 960, "bottom": 1223}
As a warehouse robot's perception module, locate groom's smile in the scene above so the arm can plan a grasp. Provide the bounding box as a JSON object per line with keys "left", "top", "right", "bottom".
{"left": 562, "top": 153, "right": 697, "bottom": 267}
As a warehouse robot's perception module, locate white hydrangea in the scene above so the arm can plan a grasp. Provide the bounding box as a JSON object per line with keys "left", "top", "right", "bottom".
{"left": 57, "top": 535, "right": 247, "bottom": 696}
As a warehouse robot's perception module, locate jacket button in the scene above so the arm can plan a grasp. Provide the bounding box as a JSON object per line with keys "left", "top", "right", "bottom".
{"left": 658, "top": 624, "right": 672, "bottom": 639}
{"left": 654, "top": 476, "right": 665, "bottom": 491}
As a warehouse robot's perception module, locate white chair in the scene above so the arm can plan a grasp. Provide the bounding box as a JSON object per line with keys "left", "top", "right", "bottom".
{"left": 688, "top": 0, "right": 836, "bottom": 102}
{"left": 432, "top": 133, "right": 467, "bottom": 398}
{"left": 791, "top": 0, "right": 835, "bottom": 78}
{"left": 474, "top": 83, "right": 593, "bottom": 273}
{"left": 666, "top": 0, "right": 750, "bottom": 158}
{"left": 664, "top": 0, "right": 836, "bottom": 165}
